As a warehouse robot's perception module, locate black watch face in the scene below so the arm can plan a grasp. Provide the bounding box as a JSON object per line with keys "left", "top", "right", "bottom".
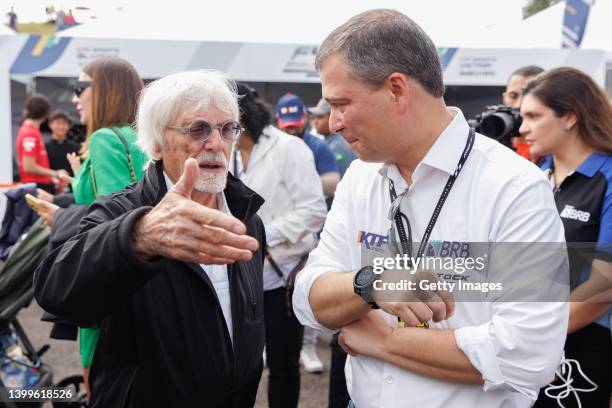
{"left": 356, "top": 266, "right": 375, "bottom": 287}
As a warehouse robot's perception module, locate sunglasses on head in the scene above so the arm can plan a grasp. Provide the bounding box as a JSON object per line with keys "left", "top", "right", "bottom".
{"left": 166, "top": 119, "right": 243, "bottom": 144}
{"left": 73, "top": 81, "right": 92, "bottom": 97}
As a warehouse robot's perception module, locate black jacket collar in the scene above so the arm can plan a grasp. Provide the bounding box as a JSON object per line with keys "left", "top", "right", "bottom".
{"left": 142, "top": 160, "right": 264, "bottom": 222}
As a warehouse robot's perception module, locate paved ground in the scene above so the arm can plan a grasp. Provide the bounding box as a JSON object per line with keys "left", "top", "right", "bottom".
{"left": 12, "top": 302, "right": 612, "bottom": 408}
{"left": 15, "top": 301, "right": 332, "bottom": 408}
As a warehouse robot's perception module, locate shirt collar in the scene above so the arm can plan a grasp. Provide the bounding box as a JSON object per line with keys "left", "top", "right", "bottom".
{"left": 540, "top": 155, "right": 553, "bottom": 171}
{"left": 575, "top": 152, "right": 609, "bottom": 177}
{"left": 539, "top": 152, "right": 607, "bottom": 178}
{"left": 377, "top": 107, "right": 470, "bottom": 183}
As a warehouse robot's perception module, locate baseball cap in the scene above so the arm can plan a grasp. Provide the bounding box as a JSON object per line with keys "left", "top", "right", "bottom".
{"left": 307, "top": 99, "right": 331, "bottom": 117}
{"left": 276, "top": 93, "right": 306, "bottom": 129}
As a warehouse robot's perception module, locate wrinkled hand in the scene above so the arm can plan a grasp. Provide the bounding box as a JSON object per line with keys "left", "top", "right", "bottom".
{"left": 339, "top": 311, "right": 392, "bottom": 358}
{"left": 36, "top": 200, "right": 59, "bottom": 227}
{"left": 131, "top": 158, "right": 259, "bottom": 265}
{"left": 374, "top": 269, "right": 454, "bottom": 327}
{"left": 36, "top": 188, "right": 54, "bottom": 203}
{"left": 67, "top": 152, "right": 81, "bottom": 174}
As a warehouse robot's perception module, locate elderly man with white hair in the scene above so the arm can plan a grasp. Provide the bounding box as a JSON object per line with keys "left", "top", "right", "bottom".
{"left": 35, "top": 71, "right": 267, "bottom": 407}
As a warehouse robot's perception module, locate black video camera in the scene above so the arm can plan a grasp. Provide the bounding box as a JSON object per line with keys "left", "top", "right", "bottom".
{"left": 468, "top": 105, "right": 522, "bottom": 149}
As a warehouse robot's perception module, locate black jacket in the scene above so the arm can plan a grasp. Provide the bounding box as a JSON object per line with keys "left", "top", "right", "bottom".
{"left": 0, "top": 184, "right": 38, "bottom": 260}
{"left": 34, "top": 161, "right": 266, "bottom": 408}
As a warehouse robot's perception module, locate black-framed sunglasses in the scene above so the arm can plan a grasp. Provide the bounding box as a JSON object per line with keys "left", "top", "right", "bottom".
{"left": 166, "top": 119, "right": 243, "bottom": 144}
{"left": 73, "top": 81, "right": 92, "bottom": 97}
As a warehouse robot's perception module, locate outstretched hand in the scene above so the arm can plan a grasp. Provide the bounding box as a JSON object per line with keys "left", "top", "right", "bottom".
{"left": 131, "top": 158, "right": 259, "bottom": 265}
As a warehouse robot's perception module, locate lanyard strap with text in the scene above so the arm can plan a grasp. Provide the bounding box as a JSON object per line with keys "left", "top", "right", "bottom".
{"left": 388, "top": 127, "right": 475, "bottom": 260}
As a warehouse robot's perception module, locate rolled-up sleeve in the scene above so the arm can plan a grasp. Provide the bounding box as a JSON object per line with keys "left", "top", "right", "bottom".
{"left": 455, "top": 301, "right": 568, "bottom": 399}
{"left": 456, "top": 175, "right": 569, "bottom": 399}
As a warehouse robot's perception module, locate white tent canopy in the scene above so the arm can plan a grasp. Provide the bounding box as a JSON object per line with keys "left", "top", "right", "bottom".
{"left": 0, "top": 24, "right": 15, "bottom": 36}
{"left": 55, "top": 0, "right": 522, "bottom": 46}
{"left": 1, "top": 1, "right": 609, "bottom": 183}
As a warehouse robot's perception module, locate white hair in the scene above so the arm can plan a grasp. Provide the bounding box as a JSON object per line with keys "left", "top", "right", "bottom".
{"left": 194, "top": 151, "right": 228, "bottom": 193}
{"left": 136, "top": 70, "right": 239, "bottom": 159}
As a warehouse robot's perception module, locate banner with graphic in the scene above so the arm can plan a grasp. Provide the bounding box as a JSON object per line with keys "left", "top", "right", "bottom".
{"left": 562, "top": 0, "right": 593, "bottom": 48}
{"left": 8, "top": 35, "right": 607, "bottom": 86}
{"left": 0, "top": 35, "right": 607, "bottom": 183}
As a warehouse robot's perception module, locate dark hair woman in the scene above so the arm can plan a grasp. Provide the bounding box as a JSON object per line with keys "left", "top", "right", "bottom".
{"left": 520, "top": 67, "right": 612, "bottom": 408}
{"left": 69, "top": 56, "right": 148, "bottom": 397}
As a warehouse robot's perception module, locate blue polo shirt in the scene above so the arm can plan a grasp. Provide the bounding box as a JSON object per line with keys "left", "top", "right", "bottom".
{"left": 324, "top": 133, "right": 357, "bottom": 178}
{"left": 302, "top": 132, "right": 339, "bottom": 176}
{"left": 541, "top": 153, "right": 612, "bottom": 329}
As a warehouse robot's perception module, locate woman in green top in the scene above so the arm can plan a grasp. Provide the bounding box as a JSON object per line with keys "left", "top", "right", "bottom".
{"left": 70, "top": 56, "right": 147, "bottom": 396}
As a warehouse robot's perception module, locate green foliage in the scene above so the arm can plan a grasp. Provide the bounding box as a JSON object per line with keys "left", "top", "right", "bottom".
{"left": 523, "top": 0, "right": 563, "bottom": 19}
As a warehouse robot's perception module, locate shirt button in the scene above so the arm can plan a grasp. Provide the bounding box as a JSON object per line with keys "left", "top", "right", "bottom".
{"left": 385, "top": 376, "right": 394, "bottom": 384}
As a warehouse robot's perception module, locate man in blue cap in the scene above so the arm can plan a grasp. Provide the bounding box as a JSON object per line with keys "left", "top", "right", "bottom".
{"left": 276, "top": 93, "right": 340, "bottom": 201}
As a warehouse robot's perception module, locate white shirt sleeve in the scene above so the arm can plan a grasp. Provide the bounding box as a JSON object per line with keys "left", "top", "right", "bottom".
{"left": 454, "top": 176, "right": 569, "bottom": 400}
{"left": 265, "top": 228, "right": 284, "bottom": 248}
{"left": 293, "top": 169, "right": 358, "bottom": 334}
{"left": 265, "top": 139, "right": 327, "bottom": 246}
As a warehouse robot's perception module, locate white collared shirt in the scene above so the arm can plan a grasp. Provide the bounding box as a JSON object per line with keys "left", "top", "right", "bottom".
{"left": 163, "top": 172, "right": 233, "bottom": 344}
{"left": 293, "top": 108, "right": 569, "bottom": 408}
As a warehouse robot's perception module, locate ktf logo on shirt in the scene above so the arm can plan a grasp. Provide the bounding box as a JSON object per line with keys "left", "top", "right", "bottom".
{"left": 560, "top": 205, "right": 591, "bottom": 222}
{"left": 357, "top": 230, "right": 387, "bottom": 250}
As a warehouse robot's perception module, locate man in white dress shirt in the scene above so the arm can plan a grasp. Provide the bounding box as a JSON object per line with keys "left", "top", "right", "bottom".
{"left": 292, "top": 9, "right": 569, "bottom": 408}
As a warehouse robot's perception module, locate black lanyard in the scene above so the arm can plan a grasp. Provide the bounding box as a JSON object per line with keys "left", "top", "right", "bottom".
{"left": 388, "top": 127, "right": 475, "bottom": 261}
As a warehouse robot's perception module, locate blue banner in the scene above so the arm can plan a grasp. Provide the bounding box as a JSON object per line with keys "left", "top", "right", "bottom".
{"left": 562, "top": 0, "right": 593, "bottom": 48}
{"left": 10, "top": 35, "right": 71, "bottom": 74}
{"left": 438, "top": 48, "right": 458, "bottom": 70}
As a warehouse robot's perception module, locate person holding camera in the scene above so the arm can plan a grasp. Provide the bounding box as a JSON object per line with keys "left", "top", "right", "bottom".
{"left": 503, "top": 65, "right": 544, "bottom": 161}
{"left": 472, "top": 66, "right": 543, "bottom": 160}
{"left": 520, "top": 67, "right": 612, "bottom": 408}
{"left": 503, "top": 65, "right": 544, "bottom": 109}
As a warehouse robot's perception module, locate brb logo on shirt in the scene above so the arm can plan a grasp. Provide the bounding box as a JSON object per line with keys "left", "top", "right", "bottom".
{"left": 426, "top": 240, "right": 471, "bottom": 258}
{"left": 560, "top": 205, "right": 591, "bottom": 222}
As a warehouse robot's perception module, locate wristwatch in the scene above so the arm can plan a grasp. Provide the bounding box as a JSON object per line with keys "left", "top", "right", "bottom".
{"left": 353, "top": 266, "right": 380, "bottom": 309}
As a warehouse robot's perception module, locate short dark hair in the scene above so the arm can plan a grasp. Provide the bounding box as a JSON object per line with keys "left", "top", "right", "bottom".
{"left": 510, "top": 65, "right": 544, "bottom": 80}
{"left": 48, "top": 110, "right": 71, "bottom": 123}
{"left": 315, "top": 9, "right": 444, "bottom": 97}
{"left": 23, "top": 94, "right": 51, "bottom": 120}
{"left": 237, "top": 83, "right": 270, "bottom": 143}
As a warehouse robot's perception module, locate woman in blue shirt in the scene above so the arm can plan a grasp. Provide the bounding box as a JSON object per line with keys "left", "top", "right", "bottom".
{"left": 519, "top": 67, "right": 611, "bottom": 408}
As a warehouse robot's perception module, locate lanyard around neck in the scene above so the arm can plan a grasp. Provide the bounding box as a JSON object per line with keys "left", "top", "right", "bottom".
{"left": 388, "top": 127, "right": 475, "bottom": 261}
